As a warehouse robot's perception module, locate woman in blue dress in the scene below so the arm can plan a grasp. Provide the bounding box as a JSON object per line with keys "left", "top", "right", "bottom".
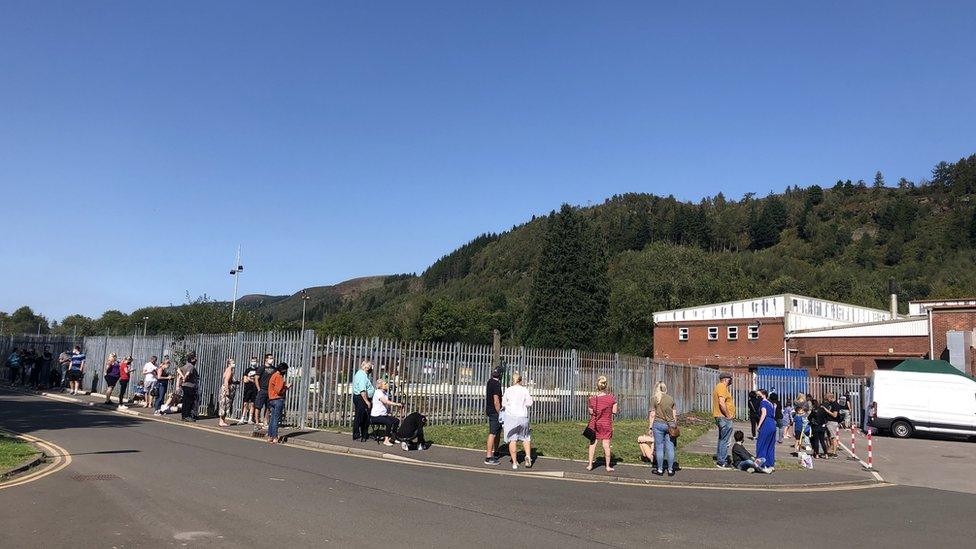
{"left": 755, "top": 389, "right": 776, "bottom": 473}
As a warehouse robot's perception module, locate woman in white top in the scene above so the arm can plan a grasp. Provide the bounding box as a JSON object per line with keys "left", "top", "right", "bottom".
{"left": 370, "top": 379, "right": 403, "bottom": 446}
{"left": 502, "top": 372, "right": 533, "bottom": 470}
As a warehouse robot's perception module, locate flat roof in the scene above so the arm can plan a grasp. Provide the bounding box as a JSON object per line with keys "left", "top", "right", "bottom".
{"left": 653, "top": 293, "right": 891, "bottom": 317}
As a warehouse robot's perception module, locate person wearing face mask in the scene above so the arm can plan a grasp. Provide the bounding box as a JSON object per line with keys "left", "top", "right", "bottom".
{"left": 351, "top": 360, "right": 375, "bottom": 442}
{"left": 240, "top": 357, "right": 259, "bottom": 424}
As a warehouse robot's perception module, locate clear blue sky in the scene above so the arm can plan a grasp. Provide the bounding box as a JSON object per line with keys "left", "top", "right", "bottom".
{"left": 2, "top": 1, "right": 974, "bottom": 320}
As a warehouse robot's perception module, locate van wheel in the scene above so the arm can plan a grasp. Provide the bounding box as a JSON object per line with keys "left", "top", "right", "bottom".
{"left": 891, "top": 420, "right": 913, "bottom": 438}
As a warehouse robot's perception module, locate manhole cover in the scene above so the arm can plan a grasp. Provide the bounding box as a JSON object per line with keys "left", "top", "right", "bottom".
{"left": 71, "top": 474, "right": 122, "bottom": 481}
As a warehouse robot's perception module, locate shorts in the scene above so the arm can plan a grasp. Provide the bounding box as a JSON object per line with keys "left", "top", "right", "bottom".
{"left": 105, "top": 375, "right": 119, "bottom": 387}
{"left": 826, "top": 421, "right": 840, "bottom": 439}
{"left": 254, "top": 390, "right": 269, "bottom": 411}
{"left": 66, "top": 370, "right": 83, "bottom": 382}
{"left": 504, "top": 416, "right": 531, "bottom": 443}
{"left": 487, "top": 413, "right": 502, "bottom": 436}
{"left": 242, "top": 387, "right": 257, "bottom": 403}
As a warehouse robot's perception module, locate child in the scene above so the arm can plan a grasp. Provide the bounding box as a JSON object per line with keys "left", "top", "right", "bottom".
{"left": 731, "top": 430, "right": 770, "bottom": 473}
{"left": 132, "top": 382, "right": 147, "bottom": 404}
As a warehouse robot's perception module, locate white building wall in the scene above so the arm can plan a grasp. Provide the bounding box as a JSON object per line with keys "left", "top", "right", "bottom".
{"left": 652, "top": 296, "right": 785, "bottom": 323}
{"left": 788, "top": 318, "right": 929, "bottom": 338}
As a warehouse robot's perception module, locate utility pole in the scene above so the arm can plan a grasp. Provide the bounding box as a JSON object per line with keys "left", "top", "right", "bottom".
{"left": 142, "top": 316, "right": 149, "bottom": 337}
{"left": 300, "top": 289, "right": 310, "bottom": 332}
{"left": 229, "top": 245, "right": 244, "bottom": 322}
{"left": 37, "top": 322, "right": 41, "bottom": 336}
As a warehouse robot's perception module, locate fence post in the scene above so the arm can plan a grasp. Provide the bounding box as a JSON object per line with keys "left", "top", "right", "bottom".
{"left": 570, "top": 349, "right": 578, "bottom": 419}
{"left": 297, "top": 329, "right": 313, "bottom": 429}
{"left": 449, "top": 342, "right": 460, "bottom": 424}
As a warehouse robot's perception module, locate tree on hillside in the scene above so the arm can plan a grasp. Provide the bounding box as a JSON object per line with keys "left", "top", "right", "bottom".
{"left": 874, "top": 171, "right": 885, "bottom": 189}
{"left": 749, "top": 198, "right": 787, "bottom": 250}
{"left": 5, "top": 306, "right": 49, "bottom": 335}
{"left": 522, "top": 205, "right": 609, "bottom": 349}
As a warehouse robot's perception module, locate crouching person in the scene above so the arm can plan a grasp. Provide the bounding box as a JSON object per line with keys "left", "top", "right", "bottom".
{"left": 396, "top": 412, "right": 431, "bottom": 451}
{"left": 731, "top": 430, "right": 769, "bottom": 474}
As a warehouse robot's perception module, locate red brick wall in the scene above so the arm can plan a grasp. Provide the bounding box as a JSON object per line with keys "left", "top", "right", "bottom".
{"left": 653, "top": 318, "right": 785, "bottom": 369}
{"left": 930, "top": 309, "right": 976, "bottom": 364}
{"left": 790, "top": 335, "right": 928, "bottom": 377}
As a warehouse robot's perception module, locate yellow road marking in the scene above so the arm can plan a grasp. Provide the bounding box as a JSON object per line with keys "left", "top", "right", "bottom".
{"left": 0, "top": 430, "right": 72, "bottom": 490}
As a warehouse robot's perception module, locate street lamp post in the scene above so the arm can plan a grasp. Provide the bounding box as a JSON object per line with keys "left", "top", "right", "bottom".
{"left": 300, "top": 289, "right": 310, "bottom": 332}
{"left": 230, "top": 245, "right": 244, "bottom": 322}
{"left": 142, "top": 316, "right": 149, "bottom": 337}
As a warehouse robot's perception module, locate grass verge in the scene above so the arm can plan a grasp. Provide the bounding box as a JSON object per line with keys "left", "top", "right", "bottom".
{"left": 425, "top": 412, "right": 719, "bottom": 467}
{"left": 0, "top": 435, "right": 38, "bottom": 470}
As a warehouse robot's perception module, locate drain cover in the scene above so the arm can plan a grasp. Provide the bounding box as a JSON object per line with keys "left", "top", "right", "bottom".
{"left": 71, "top": 474, "right": 122, "bottom": 481}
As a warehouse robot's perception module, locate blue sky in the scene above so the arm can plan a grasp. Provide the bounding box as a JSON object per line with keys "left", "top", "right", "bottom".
{"left": 1, "top": 2, "right": 974, "bottom": 320}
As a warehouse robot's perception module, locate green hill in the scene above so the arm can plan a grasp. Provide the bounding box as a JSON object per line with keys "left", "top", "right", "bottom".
{"left": 24, "top": 152, "right": 976, "bottom": 355}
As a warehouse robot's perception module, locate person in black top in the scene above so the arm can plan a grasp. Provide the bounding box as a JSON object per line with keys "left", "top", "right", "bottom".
{"left": 396, "top": 412, "right": 430, "bottom": 451}
{"left": 177, "top": 353, "right": 199, "bottom": 422}
{"left": 807, "top": 398, "right": 828, "bottom": 458}
{"left": 747, "top": 391, "right": 761, "bottom": 439}
{"left": 254, "top": 354, "right": 276, "bottom": 427}
{"left": 770, "top": 392, "right": 784, "bottom": 443}
{"left": 484, "top": 367, "right": 503, "bottom": 465}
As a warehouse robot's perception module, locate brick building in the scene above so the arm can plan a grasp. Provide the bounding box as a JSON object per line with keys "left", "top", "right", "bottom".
{"left": 653, "top": 295, "right": 976, "bottom": 377}
{"left": 652, "top": 294, "right": 892, "bottom": 371}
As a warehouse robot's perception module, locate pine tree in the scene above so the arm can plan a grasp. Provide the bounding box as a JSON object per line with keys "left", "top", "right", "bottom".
{"left": 874, "top": 171, "right": 885, "bottom": 189}
{"left": 522, "top": 205, "right": 609, "bottom": 349}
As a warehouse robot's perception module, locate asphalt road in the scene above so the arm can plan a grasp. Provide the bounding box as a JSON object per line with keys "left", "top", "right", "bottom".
{"left": 2, "top": 390, "right": 976, "bottom": 549}
{"left": 866, "top": 431, "right": 976, "bottom": 494}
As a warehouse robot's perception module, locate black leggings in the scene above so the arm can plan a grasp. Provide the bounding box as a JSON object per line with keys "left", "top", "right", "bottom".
{"left": 811, "top": 426, "right": 828, "bottom": 456}
{"left": 181, "top": 386, "right": 197, "bottom": 419}
{"left": 118, "top": 380, "right": 129, "bottom": 403}
{"left": 370, "top": 416, "right": 400, "bottom": 439}
{"left": 749, "top": 415, "right": 759, "bottom": 438}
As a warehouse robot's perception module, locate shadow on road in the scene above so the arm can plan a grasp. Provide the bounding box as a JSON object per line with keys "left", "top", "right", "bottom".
{"left": 0, "top": 391, "right": 144, "bottom": 436}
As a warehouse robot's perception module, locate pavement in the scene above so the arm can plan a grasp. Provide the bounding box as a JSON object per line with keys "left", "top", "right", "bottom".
{"left": 4, "top": 384, "right": 877, "bottom": 489}
{"left": 3, "top": 386, "right": 976, "bottom": 548}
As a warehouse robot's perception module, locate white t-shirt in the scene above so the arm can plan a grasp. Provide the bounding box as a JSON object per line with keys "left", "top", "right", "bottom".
{"left": 371, "top": 389, "right": 388, "bottom": 417}
{"left": 502, "top": 384, "right": 533, "bottom": 418}
{"left": 142, "top": 363, "right": 157, "bottom": 383}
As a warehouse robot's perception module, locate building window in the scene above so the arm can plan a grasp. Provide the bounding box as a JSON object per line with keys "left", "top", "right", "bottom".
{"left": 748, "top": 325, "right": 759, "bottom": 340}
{"left": 678, "top": 328, "right": 689, "bottom": 341}
{"left": 707, "top": 327, "right": 718, "bottom": 341}
{"left": 727, "top": 326, "right": 738, "bottom": 341}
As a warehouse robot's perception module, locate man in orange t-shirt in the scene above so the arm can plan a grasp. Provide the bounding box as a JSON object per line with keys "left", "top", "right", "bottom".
{"left": 267, "top": 363, "right": 290, "bottom": 443}
{"left": 712, "top": 373, "right": 736, "bottom": 467}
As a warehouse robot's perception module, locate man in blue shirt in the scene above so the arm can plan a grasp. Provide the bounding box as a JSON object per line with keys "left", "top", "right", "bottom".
{"left": 351, "top": 361, "right": 375, "bottom": 442}
{"left": 67, "top": 346, "right": 86, "bottom": 395}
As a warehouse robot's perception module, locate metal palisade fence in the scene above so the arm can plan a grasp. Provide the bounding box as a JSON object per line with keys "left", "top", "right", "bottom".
{"left": 6, "top": 331, "right": 808, "bottom": 428}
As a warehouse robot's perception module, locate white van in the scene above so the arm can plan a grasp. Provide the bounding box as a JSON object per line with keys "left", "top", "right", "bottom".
{"left": 868, "top": 370, "right": 976, "bottom": 438}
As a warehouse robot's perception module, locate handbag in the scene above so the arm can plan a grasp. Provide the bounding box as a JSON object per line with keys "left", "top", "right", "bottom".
{"left": 582, "top": 395, "right": 599, "bottom": 442}
{"left": 667, "top": 422, "right": 680, "bottom": 438}
{"left": 149, "top": 386, "right": 159, "bottom": 397}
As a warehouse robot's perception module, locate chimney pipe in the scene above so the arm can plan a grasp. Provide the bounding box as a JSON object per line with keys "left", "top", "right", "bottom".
{"left": 888, "top": 278, "right": 898, "bottom": 319}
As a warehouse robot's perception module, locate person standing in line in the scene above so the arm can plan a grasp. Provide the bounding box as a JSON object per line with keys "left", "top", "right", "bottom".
{"left": 823, "top": 393, "right": 841, "bottom": 458}
{"left": 141, "top": 356, "right": 158, "bottom": 408}
{"left": 807, "top": 398, "right": 829, "bottom": 458}
{"left": 57, "top": 349, "right": 71, "bottom": 391}
{"left": 103, "top": 353, "right": 121, "bottom": 405}
{"left": 117, "top": 357, "right": 132, "bottom": 409}
{"left": 240, "top": 359, "right": 259, "bottom": 424}
{"left": 484, "top": 367, "right": 503, "bottom": 465}
{"left": 153, "top": 358, "right": 173, "bottom": 415}
{"left": 792, "top": 393, "right": 810, "bottom": 453}
{"left": 649, "top": 381, "right": 678, "bottom": 477}
{"left": 23, "top": 348, "right": 37, "bottom": 386}
{"left": 586, "top": 375, "right": 619, "bottom": 473}
{"left": 370, "top": 379, "right": 404, "bottom": 446}
{"left": 38, "top": 346, "right": 53, "bottom": 389}
{"left": 770, "top": 392, "right": 785, "bottom": 443}
{"left": 502, "top": 372, "right": 533, "bottom": 470}
{"left": 747, "top": 390, "right": 760, "bottom": 440}
{"left": 267, "top": 362, "right": 290, "bottom": 443}
{"left": 177, "top": 353, "right": 199, "bottom": 422}
{"left": 66, "top": 346, "right": 85, "bottom": 395}
{"left": 754, "top": 389, "right": 776, "bottom": 473}
{"left": 712, "top": 372, "right": 736, "bottom": 468}
{"left": 254, "top": 354, "right": 276, "bottom": 428}
{"left": 351, "top": 360, "right": 374, "bottom": 442}
{"left": 5, "top": 348, "right": 20, "bottom": 383}
{"left": 218, "top": 358, "right": 237, "bottom": 427}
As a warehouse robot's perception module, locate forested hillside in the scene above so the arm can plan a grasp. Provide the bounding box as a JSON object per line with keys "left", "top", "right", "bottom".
{"left": 7, "top": 153, "right": 975, "bottom": 356}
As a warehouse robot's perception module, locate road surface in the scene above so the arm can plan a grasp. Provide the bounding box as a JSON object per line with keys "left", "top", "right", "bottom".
{"left": 2, "top": 390, "right": 975, "bottom": 548}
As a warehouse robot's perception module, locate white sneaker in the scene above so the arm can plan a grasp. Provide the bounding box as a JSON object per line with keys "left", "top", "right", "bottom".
{"left": 512, "top": 463, "right": 518, "bottom": 470}
{"left": 746, "top": 466, "right": 756, "bottom": 473}
{"left": 118, "top": 405, "right": 128, "bottom": 410}
{"left": 383, "top": 441, "right": 394, "bottom": 447}
{"left": 401, "top": 442, "right": 409, "bottom": 451}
